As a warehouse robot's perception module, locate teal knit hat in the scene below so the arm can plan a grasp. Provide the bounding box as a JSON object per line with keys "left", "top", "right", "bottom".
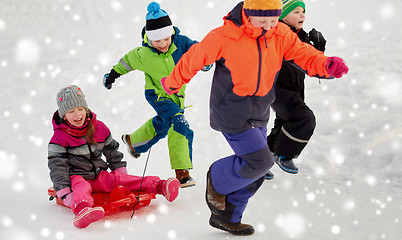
{"left": 280, "top": 0, "right": 305, "bottom": 20}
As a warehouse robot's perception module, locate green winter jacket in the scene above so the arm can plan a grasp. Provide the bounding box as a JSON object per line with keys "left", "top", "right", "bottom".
{"left": 112, "top": 27, "right": 197, "bottom": 109}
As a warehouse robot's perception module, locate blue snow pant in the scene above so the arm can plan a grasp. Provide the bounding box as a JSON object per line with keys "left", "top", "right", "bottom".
{"left": 210, "top": 127, "right": 274, "bottom": 223}
{"left": 130, "top": 90, "right": 194, "bottom": 169}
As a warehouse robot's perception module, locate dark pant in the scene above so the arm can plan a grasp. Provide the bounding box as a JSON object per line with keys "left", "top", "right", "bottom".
{"left": 268, "top": 88, "right": 316, "bottom": 158}
{"left": 210, "top": 127, "right": 274, "bottom": 223}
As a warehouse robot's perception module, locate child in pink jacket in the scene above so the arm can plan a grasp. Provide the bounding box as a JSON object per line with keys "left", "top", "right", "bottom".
{"left": 48, "top": 85, "right": 180, "bottom": 228}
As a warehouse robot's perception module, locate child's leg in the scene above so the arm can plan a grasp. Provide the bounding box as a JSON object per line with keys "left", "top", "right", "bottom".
{"left": 70, "top": 175, "right": 94, "bottom": 214}
{"left": 209, "top": 127, "right": 274, "bottom": 223}
{"left": 90, "top": 170, "right": 158, "bottom": 193}
{"left": 129, "top": 116, "right": 169, "bottom": 153}
{"left": 167, "top": 113, "right": 194, "bottom": 170}
{"left": 270, "top": 89, "right": 316, "bottom": 158}
{"left": 91, "top": 171, "right": 179, "bottom": 201}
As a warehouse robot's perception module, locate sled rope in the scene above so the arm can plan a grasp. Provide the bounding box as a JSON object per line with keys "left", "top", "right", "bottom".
{"left": 130, "top": 94, "right": 172, "bottom": 218}
{"left": 130, "top": 144, "right": 153, "bottom": 218}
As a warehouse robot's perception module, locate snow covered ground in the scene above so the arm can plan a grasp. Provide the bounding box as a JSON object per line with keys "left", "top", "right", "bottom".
{"left": 1, "top": 0, "right": 401, "bottom": 239}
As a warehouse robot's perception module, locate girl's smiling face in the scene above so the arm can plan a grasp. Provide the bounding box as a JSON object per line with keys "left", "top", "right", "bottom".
{"left": 63, "top": 107, "right": 87, "bottom": 127}
{"left": 282, "top": 6, "right": 306, "bottom": 30}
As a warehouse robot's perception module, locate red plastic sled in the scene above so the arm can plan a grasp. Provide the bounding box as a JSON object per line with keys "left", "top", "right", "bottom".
{"left": 48, "top": 186, "right": 156, "bottom": 216}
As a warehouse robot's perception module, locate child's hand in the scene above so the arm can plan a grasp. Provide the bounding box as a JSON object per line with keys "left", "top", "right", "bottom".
{"left": 326, "top": 57, "right": 349, "bottom": 78}
{"left": 161, "top": 77, "right": 180, "bottom": 95}
{"left": 309, "top": 28, "right": 326, "bottom": 52}
{"left": 201, "top": 64, "right": 214, "bottom": 72}
{"left": 56, "top": 187, "right": 73, "bottom": 207}
{"left": 103, "top": 69, "right": 120, "bottom": 90}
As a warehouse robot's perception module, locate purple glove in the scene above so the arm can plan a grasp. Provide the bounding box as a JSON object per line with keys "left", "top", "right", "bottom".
{"left": 326, "top": 57, "right": 349, "bottom": 78}
{"left": 56, "top": 187, "right": 73, "bottom": 207}
{"left": 161, "top": 77, "right": 179, "bottom": 95}
{"left": 114, "top": 167, "right": 128, "bottom": 175}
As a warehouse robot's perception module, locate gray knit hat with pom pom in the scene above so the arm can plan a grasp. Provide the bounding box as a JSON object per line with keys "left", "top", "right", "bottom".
{"left": 56, "top": 85, "right": 88, "bottom": 118}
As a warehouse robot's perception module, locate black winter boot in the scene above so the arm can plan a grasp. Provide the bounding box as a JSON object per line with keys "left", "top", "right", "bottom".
{"left": 274, "top": 153, "right": 298, "bottom": 174}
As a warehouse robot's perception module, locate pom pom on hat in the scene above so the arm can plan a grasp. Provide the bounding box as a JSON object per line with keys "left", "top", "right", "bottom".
{"left": 145, "top": 2, "right": 174, "bottom": 41}
{"left": 243, "top": 0, "right": 283, "bottom": 17}
{"left": 56, "top": 85, "right": 88, "bottom": 118}
{"left": 280, "top": 0, "right": 305, "bottom": 20}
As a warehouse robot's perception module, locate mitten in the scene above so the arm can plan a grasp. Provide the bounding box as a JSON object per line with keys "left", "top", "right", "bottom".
{"left": 103, "top": 69, "right": 121, "bottom": 90}
{"left": 326, "top": 57, "right": 348, "bottom": 78}
{"left": 201, "top": 64, "right": 213, "bottom": 72}
{"left": 56, "top": 187, "right": 73, "bottom": 207}
{"left": 114, "top": 167, "right": 128, "bottom": 175}
{"left": 309, "top": 28, "right": 326, "bottom": 52}
{"left": 161, "top": 77, "right": 179, "bottom": 95}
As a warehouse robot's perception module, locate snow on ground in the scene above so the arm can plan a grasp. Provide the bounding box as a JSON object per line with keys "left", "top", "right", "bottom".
{"left": 0, "top": 0, "right": 401, "bottom": 239}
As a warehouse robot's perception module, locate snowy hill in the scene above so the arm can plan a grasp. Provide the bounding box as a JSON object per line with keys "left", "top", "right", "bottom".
{"left": 1, "top": 0, "right": 401, "bottom": 239}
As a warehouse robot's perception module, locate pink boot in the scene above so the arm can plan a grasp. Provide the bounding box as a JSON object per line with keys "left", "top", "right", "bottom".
{"left": 157, "top": 178, "right": 180, "bottom": 202}
{"left": 73, "top": 206, "right": 105, "bottom": 228}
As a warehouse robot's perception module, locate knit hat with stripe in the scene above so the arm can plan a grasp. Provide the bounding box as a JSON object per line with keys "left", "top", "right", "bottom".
{"left": 145, "top": 2, "right": 173, "bottom": 41}
{"left": 280, "top": 0, "right": 305, "bottom": 20}
{"left": 57, "top": 85, "right": 88, "bottom": 118}
{"left": 243, "top": 0, "right": 283, "bottom": 17}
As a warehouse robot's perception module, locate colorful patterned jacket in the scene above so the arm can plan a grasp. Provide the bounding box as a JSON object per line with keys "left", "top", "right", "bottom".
{"left": 164, "top": 2, "right": 330, "bottom": 133}
{"left": 48, "top": 111, "right": 125, "bottom": 191}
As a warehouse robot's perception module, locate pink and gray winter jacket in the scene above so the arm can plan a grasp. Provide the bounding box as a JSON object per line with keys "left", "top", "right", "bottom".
{"left": 48, "top": 111, "right": 126, "bottom": 191}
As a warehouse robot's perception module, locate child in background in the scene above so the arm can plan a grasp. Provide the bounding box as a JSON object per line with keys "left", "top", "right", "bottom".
{"left": 161, "top": 0, "right": 348, "bottom": 235}
{"left": 48, "top": 85, "right": 179, "bottom": 228}
{"left": 103, "top": 2, "right": 211, "bottom": 188}
{"left": 266, "top": 0, "right": 328, "bottom": 178}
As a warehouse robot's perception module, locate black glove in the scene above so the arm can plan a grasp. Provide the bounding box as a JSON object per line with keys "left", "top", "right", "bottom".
{"left": 309, "top": 28, "right": 326, "bottom": 52}
{"left": 296, "top": 28, "right": 310, "bottom": 43}
{"left": 103, "top": 69, "right": 120, "bottom": 90}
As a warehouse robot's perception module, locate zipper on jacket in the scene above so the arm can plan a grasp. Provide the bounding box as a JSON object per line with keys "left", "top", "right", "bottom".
{"left": 84, "top": 137, "right": 99, "bottom": 178}
{"left": 252, "top": 29, "right": 267, "bottom": 96}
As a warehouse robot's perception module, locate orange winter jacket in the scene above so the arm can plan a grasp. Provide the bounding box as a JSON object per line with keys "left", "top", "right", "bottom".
{"left": 165, "top": 2, "right": 330, "bottom": 133}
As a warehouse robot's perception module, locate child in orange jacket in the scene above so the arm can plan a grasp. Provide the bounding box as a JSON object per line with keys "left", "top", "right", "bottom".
{"left": 161, "top": 0, "right": 348, "bottom": 236}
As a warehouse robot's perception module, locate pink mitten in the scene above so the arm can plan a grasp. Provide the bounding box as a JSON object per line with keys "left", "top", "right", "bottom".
{"left": 161, "top": 77, "right": 179, "bottom": 95}
{"left": 56, "top": 187, "right": 73, "bottom": 207}
{"left": 326, "top": 57, "right": 349, "bottom": 78}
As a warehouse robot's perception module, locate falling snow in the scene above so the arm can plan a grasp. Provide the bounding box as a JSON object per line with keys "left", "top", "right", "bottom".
{"left": 0, "top": 0, "right": 401, "bottom": 239}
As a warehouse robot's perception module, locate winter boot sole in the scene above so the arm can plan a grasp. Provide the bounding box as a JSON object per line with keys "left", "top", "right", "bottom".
{"left": 209, "top": 214, "right": 255, "bottom": 236}
{"left": 179, "top": 176, "right": 196, "bottom": 188}
{"left": 121, "top": 134, "right": 141, "bottom": 159}
{"left": 275, "top": 159, "right": 298, "bottom": 174}
{"left": 265, "top": 170, "right": 275, "bottom": 180}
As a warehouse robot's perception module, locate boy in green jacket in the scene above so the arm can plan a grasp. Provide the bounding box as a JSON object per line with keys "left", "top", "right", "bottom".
{"left": 103, "top": 2, "right": 210, "bottom": 188}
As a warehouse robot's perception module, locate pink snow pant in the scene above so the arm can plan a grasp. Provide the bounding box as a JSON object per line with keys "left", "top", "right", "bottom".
{"left": 69, "top": 170, "right": 160, "bottom": 214}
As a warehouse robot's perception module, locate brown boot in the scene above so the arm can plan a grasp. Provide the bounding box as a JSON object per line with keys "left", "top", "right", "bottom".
{"left": 121, "top": 134, "right": 141, "bottom": 158}
{"left": 209, "top": 214, "right": 255, "bottom": 236}
{"left": 205, "top": 169, "right": 225, "bottom": 215}
{"left": 175, "top": 169, "right": 195, "bottom": 188}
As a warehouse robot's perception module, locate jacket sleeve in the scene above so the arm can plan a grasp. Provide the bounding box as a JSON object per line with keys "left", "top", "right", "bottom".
{"left": 48, "top": 139, "right": 71, "bottom": 192}
{"left": 103, "top": 133, "right": 126, "bottom": 171}
{"left": 112, "top": 47, "right": 144, "bottom": 76}
{"left": 283, "top": 31, "right": 330, "bottom": 79}
{"left": 164, "top": 29, "right": 222, "bottom": 90}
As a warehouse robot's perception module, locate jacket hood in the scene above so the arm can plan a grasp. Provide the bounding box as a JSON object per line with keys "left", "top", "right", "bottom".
{"left": 223, "top": 2, "right": 277, "bottom": 40}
